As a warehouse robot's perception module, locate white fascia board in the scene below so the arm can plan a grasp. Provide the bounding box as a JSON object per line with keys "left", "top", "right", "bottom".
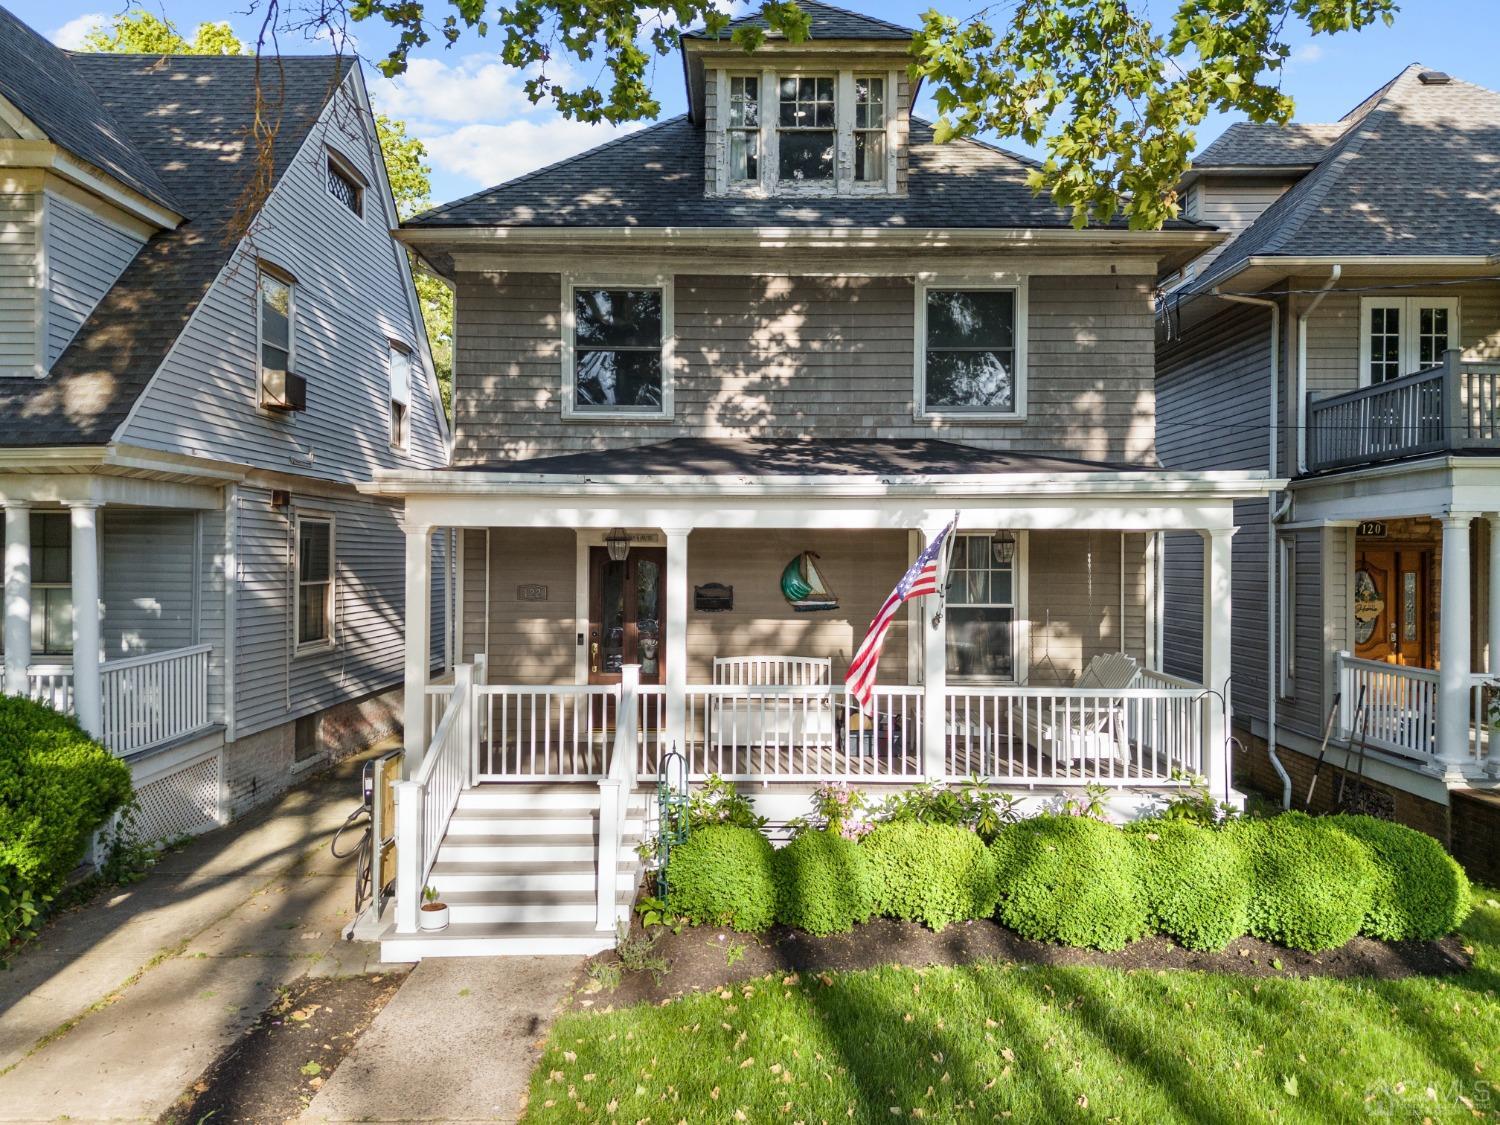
{"left": 1289, "top": 456, "right": 1500, "bottom": 523}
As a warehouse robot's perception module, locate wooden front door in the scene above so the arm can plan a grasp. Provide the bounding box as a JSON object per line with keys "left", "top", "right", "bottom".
{"left": 1353, "top": 546, "right": 1433, "bottom": 667}
{"left": 587, "top": 547, "right": 666, "bottom": 685}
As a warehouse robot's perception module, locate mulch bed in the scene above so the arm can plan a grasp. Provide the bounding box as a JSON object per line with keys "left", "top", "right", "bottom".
{"left": 159, "top": 970, "right": 409, "bottom": 1125}
{"left": 576, "top": 917, "right": 1472, "bottom": 1009}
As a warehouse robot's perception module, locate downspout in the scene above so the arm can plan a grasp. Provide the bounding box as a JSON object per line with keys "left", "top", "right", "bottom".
{"left": 1212, "top": 287, "right": 1292, "bottom": 808}
{"left": 1296, "top": 266, "right": 1343, "bottom": 474}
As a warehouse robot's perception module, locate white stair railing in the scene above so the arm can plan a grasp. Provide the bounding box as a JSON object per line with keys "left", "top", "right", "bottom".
{"left": 596, "top": 665, "right": 638, "bottom": 931}
{"left": 394, "top": 662, "right": 476, "bottom": 934}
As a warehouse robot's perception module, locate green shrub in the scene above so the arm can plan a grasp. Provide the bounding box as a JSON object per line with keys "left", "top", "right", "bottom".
{"left": 665, "top": 826, "right": 776, "bottom": 932}
{"left": 774, "top": 830, "right": 877, "bottom": 936}
{"left": 1126, "top": 819, "right": 1250, "bottom": 951}
{"left": 991, "top": 815, "right": 1149, "bottom": 951}
{"left": 1326, "top": 815, "right": 1471, "bottom": 940}
{"left": 1233, "top": 813, "right": 1376, "bottom": 952}
{"left": 861, "top": 821, "right": 998, "bottom": 931}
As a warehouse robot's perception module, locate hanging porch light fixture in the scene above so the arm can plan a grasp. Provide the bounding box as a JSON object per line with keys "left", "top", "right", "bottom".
{"left": 991, "top": 530, "right": 1017, "bottom": 564}
{"left": 605, "top": 527, "right": 631, "bottom": 562}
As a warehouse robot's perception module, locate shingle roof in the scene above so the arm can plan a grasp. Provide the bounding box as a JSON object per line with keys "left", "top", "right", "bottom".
{"left": 1187, "top": 65, "right": 1500, "bottom": 295}
{"left": 1192, "top": 122, "right": 1349, "bottom": 170}
{"left": 465, "top": 437, "right": 1135, "bottom": 477}
{"left": 0, "top": 50, "right": 351, "bottom": 446}
{"left": 682, "top": 0, "right": 914, "bottom": 42}
{"left": 409, "top": 115, "right": 1199, "bottom": 231}
{"left": 0, "top": 5, "right": 179, "bottom": 210}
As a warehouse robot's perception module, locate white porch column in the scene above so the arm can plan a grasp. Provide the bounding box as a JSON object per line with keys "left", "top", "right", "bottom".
{"left": 69, "top": 503, "right": 102, "bottom": 738}
{"left": 1487, "top": 513, "right": 1500, "bottom": 675}
{"left": 921, "top": 523, "right": 948, "bottom": 780}
{"left": 1200, "top": 528, "right": 1234, "bottom": 800}
{"left": 1438, "top": 513, "right": 1475, "bottom": 777}
{"left": 403, "top": 520, "right": 433, "bottom": 769}
{"left": 3, "top": 503, "right": 31, "bottom": 696}
{"left": 663, "top": 527, "right": 690, "bottom": 751}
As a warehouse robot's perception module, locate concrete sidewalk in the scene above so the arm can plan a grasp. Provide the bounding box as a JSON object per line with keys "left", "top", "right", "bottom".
{"left": 300, "top": 957, "right": 577, "bottom": 1124}
{"left": 0, "top": 745, "right": 401, "bottom": 1123}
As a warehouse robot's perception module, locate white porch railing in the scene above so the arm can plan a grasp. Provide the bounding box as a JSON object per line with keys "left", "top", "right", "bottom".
{"left": 5, "top": 646, "right": 212, "bottom": 755}
{"left": 99, "top": 645, "right": 212, "bottom": 756}
{"left": 394, "top": 663, "right": 475, "bottom": 933}
{"left": 944, "top": 683, "right": 1206, "bottom": 785}
{"left": 1335, "top": 652, "right": 1497, "bottom": 766}
{"left": 636, "top": 684, "right": 925, "bottom": 781}
{"left": 1472, "top": 674, "right": 1499, "bottom": 761}
{"left": 474, "top": 684, "right": 619, "bottom": 780}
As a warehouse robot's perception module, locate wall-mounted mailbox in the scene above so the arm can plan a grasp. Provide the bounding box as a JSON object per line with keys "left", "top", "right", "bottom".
{"left": 694, "top": 583, "right": 733, "bottom": 612}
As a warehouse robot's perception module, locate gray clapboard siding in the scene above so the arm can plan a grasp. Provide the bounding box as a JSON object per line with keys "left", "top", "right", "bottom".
{"left": 232, "top": 485, "right": 433, "bottom": 738}
{"left": 1161, "top": 531, "right": 1203, "bottom": 683}
{"left": 100, "top": 508, "right": 197, "bottom": 658}
{"left": 118, "top": 76, "right": 446, "bottom": 483}
{"left": 1179, "top": 178, "right": 1297, "bottom": 285}
{"left": 452, "top": 272, "right": 1158, "bottom": 464}
{"left": 199, "top": 508, "right": 228, "bottom": 724}
{"left": 43, "top": 192, "right": 143, "bottom": 368}
{"left": 0, "top": 191, "right": 40, "bottom": 373}
{"left": 1028, "top": 531, "right": 1149, "bottom": 686}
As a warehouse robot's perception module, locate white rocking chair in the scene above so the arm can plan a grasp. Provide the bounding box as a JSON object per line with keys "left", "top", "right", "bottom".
{"left": 1029, "top": 652, "right": 1140, "bottom": 765}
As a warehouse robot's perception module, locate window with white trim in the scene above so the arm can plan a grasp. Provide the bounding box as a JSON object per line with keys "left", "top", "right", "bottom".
{"left": 565, "top": 284, "right": 669, "bottom": 415}
{"left": 1279, "top": 536, "right": 1296, "bottom": 697}
{"left": 326, "top": 152, "right": 364, "bottom": 216}
{"left": 853, "top": 76, "right": 886, "bottom": 183}
{"left": 918, "top": 284, "right": 1026, "bottom": 418}
{"left": 258, "top": 268, "right": 293, "bottom": 387}
{"left": 30, "top": 513, "right": 72, "bottom": 656}
{"left": 1360, "top": 297, "right": 1460, "bottom": 385}
{"left": 777, "top": 76, "right": 835, "bottom": 183}
{"left": 727, "top": 75, "right": 760, "bottom": 185}
{"left": 944, "top": 534, "right": 1017, "bottom": 680}
{"left": 388, "top": 343, "right": 412, "bottom": 450}
{"left": 295, "top": 516, "right": 334, "bottom": 650}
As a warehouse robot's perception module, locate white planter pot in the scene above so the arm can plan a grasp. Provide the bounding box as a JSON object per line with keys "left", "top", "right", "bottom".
{"left": 419, "top": 903, "right": 450, "bottom": 931}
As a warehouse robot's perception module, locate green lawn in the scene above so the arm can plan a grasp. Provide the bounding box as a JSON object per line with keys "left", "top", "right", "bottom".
{"left": 524, "top": 893, "right": 1500, "bottom": 1122}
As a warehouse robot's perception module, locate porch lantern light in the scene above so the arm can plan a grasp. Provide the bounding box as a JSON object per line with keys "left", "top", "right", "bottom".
{"left": 992, "top": 530, "right": 1017, "bottom": 565}
{"left": 605, "top": 527, "right": 631, "bottom": 562}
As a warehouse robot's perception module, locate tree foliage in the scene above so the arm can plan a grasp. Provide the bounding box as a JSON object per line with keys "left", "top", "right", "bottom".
{"left": 81, "top": 9, "right": 454, "bottom": 415}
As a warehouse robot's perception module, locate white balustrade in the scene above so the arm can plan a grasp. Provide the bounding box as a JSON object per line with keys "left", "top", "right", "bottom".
{"left": 474, "top": 684, "right": 619, "bottom": 780}
{"left": 1337, "top": 652, "right": 1440, "bottom": 762}
{"left": 99, "top": 644, "right": 212, "bottom": 756}
{"left": 16, "top": 663, "right": 74, "bottom": 713}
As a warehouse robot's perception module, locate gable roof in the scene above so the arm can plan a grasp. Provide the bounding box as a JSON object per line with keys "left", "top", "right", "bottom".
{"left": 0, "top": 6, "right": 179, "bottom": 211}
{"left": 1186, "top": 64, "right": 1500, "bottom": 295}
{"left": 0, "top": 50, "right": 352, "bottom": 446}
{"left": 1191, "top": 122, "right": 1349, "bottom": 171}
{"left": 681, "top": 0, "right": 914, "bottom": 42}
{"left": 408, "top": 115, "right": 1200, "bottom": 232}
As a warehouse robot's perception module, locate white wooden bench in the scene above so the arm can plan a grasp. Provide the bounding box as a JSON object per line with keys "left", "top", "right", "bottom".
{"left": 711, "top": 656, "right": 835, "bottom": 749}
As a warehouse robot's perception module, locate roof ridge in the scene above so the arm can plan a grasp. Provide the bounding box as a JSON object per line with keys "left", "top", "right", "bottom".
{"left": 685, "top": 0, "right": 915, "bottom": 39}
{"left": 63, "top": 48, "right": 354, "bottom": 62}
{"left": 411, "top": 115, "right": 686, "bottom": 223}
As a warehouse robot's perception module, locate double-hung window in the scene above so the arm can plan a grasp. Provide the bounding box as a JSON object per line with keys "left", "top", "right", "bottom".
{"left": 257, "top": 267, "right": 296, "bottom": 409}
{"left": 566, "top": 284, "right": 669, "bottom": 416}
{"left": 727, "top": 75, "right": 760, "bottom": 185}
{"left": 388, "top": 343, "right": 412, "bottom": 451}
{"left": 1360, "top": 297, "right": 1460, "bottom": 385}
{"left": 918, "top": 284, "right": 1026, "bottom": 418}
{"left": 853, "top": 76, "right": 886, "bottom": 183}
{"left": 30, "top": 512, "right": 72, "bottom": 656}
{"left": 295, "top": 516, "right": 334, "bottom": 651}
{"left": 777, "top": 76, "right": 835, "bottom": 183}
{"left": 944, "top": 534, "right": 1018, "bottom": 680}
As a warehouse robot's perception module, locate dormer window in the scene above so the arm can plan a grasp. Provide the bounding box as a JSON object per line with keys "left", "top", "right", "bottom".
{"left": 854, "top": 76, "right": 886, "bottom": 182}
{"left": 777, "top": 77, "right": 835, "bottom": 183}
{"left": 727, "top": 76, "right": 760, "bottom": 184}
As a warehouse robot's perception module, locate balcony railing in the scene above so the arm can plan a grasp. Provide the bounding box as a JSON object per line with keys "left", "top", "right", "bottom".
{"left": 1306, "top": 349, "right": 1500, "bottom": 473}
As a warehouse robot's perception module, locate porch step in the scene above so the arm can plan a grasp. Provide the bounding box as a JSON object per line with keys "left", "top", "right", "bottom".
{"left": 429, "top": 858, "right": 637, "bottom": 895}
{"left": 446, "top": 806, "right": 646, "bottom": 837}
{"left": 438, "top": 888, "right": 630, "bottom": 925}
{"left": 436, "top": 832, "right": 641, "bottom": 863}
{"left": 379, "top": 919, "right": 616, "bottom": 961}
{"left": 454, "top": 785, "right": 650, "bottom": 812}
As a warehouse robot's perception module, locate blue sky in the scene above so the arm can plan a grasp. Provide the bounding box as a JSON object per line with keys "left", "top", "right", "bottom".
{"left": 18, "top": 0, "right": 1500, "bottom": 207}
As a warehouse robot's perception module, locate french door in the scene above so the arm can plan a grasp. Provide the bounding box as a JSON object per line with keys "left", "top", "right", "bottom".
{"left": 586, "top": 547, "right": 666, "bottom": 686}
{"left": 1360, "top": 297, "right": 1460, "bottom": 385}
{"left": 1353, "top": 546, "right": 1433, "bottom": 668}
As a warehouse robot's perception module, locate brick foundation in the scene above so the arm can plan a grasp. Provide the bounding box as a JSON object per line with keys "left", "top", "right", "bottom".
{"left": 222, "top": 685, "right": 403, "bottom": 820}
{"left": 1451, "top": 789, "right": 1500, "bottom": 887}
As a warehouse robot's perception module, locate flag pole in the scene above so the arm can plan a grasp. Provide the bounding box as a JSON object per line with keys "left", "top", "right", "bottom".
{"left": 931, "top": 510, "right": 960, "bottom": 630}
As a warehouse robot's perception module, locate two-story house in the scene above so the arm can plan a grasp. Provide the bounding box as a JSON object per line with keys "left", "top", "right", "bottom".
{"left": 364, "top": 0, "right": 1279, "bottom": 958}
{"left": 1156, "top": 65, "right": 1500, "bottom": 877}
{"left": 0, "top": 6, "right": 450, "bottom": 842}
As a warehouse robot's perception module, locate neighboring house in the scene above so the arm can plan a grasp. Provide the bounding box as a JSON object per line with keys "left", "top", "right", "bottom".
{"left": 364, "top": 0, "right": 1278, "bottom": 958}
{"left": 0, "top": 6, "right": 450, "bottom": 842}
{"left": 1155, "top": 65, "right": 1500, "bottom": 877}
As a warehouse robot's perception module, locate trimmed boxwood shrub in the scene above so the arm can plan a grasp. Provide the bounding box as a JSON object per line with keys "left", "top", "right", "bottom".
{"left": 1327, "top": 814, "right": 1471, "bottom": 940}
{"left": 665, "top": 825, "right": 777, "bottom": 932}
{"left": 1126, "top": 819, "right": 1250, "bottom": 951}
{"left": 991, "top": 815, "right": 1149, "bottom": 951}
{"left": 1232, "top": 812, "right": 1377, "bottom": 952}
{"left": 774, "top": 829, "right": 877, "bottom": 936}
{"left": 862, "top": 821, "right": 998, "bottom": 931}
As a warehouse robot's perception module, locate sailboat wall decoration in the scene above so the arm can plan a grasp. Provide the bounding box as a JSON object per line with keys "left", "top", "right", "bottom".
{"left": 780, "top": 551, "right": 840, "bottom": 613}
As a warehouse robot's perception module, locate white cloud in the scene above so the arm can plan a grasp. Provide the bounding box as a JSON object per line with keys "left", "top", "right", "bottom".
{"left": 1288, "top": 42, "right": 1326, "bottom": 68}
{"left": 375, "top": 56, "right": 539, "bottom": 125}
{"left": 50, "top": 12, "right": 107, "bottom": 48}
{"left": 423, "top": 118, "right": 643, "bottom": 187}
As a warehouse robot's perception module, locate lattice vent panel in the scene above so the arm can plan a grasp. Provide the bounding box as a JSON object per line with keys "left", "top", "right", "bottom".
{"left": 134, "top": 754, "right": 222, "bottom": 842}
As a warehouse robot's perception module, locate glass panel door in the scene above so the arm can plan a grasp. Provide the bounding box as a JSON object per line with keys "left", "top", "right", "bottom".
{"left": 588, "top": 547, "right": 667, "bottom": 685}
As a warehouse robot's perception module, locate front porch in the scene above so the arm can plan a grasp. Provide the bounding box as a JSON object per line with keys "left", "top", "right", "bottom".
{"left": 363, "top": 445, "right": 1276, "bottom": 957}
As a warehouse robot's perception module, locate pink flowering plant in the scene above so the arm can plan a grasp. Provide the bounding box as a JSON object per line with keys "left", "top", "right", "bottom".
{"left": 790, "top": 781, "right": 872, "bottom": 840}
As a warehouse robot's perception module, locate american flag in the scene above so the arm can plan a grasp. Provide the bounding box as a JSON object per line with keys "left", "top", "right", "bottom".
{"left": 845, "top": 513, "right": 959, "bottom": 714}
